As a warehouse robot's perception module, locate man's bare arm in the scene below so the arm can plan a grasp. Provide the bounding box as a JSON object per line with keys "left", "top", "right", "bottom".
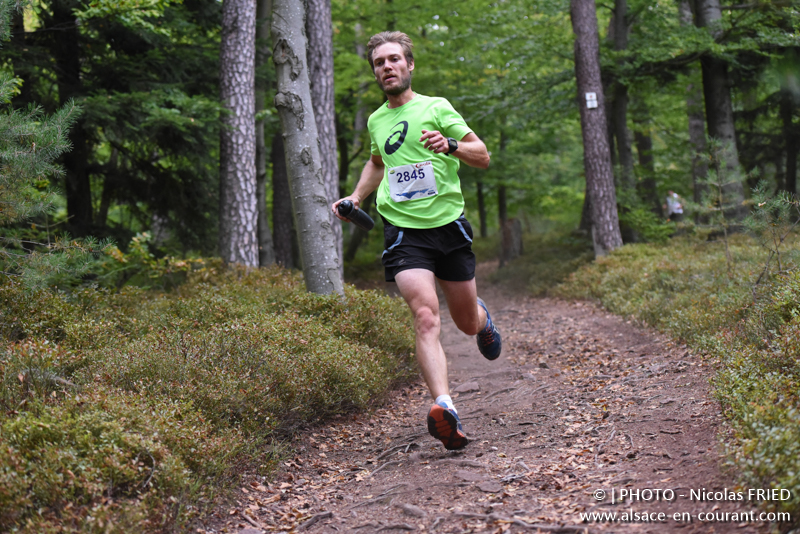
{"left": 331, "top": 154, "right": 385, "bottom": 219}
{"left": 419, "top": 131, "right": 490, "bottom": 169}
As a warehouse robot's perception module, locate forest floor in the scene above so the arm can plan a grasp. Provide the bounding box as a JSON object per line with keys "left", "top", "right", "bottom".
{"left": 203, "top": 262, "right": 768, "bottom": 534}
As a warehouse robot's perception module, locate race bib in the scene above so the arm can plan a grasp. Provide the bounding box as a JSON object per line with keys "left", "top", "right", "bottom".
{"left": 387, "top": 161, "right": 438, "bottom": 202}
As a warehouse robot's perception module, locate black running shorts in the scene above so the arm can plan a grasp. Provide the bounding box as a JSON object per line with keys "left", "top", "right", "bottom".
{"left": 381, "top": 214, "right": 476, "bottom": 283}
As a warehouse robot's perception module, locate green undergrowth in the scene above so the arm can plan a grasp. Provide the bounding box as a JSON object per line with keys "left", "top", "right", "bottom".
{"left": 556, "top": 234, "right": 800, "bottom": 526}
{"left": 0, "top": 263, "right": 415, "bottom": 533}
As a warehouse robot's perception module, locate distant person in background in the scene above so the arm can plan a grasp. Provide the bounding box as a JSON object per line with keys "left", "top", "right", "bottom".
{"left": 665, "top": 191, "right": 684, "bottom": 222}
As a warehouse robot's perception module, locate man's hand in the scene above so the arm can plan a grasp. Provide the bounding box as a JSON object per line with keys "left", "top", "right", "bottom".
{"left": 420, "top": 129, "right": 449, "bottom": 154}
{"left": 419, "top": 131, "right": 490, "bottom": 169}
{"left": 332, "top": 196, "right": 360, "bottom": 221}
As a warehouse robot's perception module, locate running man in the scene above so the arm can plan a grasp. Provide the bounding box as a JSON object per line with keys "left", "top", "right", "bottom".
{"left": 332, "top": 31, "right": 502, "bottom": 451}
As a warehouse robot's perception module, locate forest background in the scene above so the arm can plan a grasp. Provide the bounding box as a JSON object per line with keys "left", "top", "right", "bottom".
{"left": 7, "top": 0, "right": 796, "bottom": 269}
{"left": 1, "top": 0, "right": 800, "bottom": 532}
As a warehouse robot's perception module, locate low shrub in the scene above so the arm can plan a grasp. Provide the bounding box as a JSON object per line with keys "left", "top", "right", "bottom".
{"left": 0, "top": 264, "right": 416, "bottom": 532}
{"left": 0, "top": 384, "right": 242, "bottom": 533}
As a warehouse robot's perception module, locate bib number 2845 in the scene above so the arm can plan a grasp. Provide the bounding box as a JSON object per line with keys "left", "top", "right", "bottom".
{"left": 388, "top": 161, "right": 438, "bottom": 202}
{"left": 396, "top": 168, "right": 427, "bottom": 182}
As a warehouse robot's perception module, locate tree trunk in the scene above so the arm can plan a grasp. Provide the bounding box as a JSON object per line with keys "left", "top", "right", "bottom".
{"left": 502, "top": 218, "right": 523, "bottom": 265}
{"left": 219, "top": 0, "right": 258, "bottom": 266}
{"left": 498, "top": 184, "right": 508, "bottom": 266}
{"left": 96, "top": 148, "right": 118, "bottom": 227}
{"left": 272, "top": 0, "right": 343, "bottom": 295}
{"left": 571, "top": 0, "right": 623, "bottom": 255}
{"left": 612, "top": 85, "right": 634, "bottom": 190}
{"left": 695, "top": 0, "right": 747, "bottom": 221}
{"left": 340, "top": 22, "right": 372, "bottom": 262}
{"left": 498, "top": 129, "right": 513, "bottom": 266}
{"left": 633, "top": 112, "right": 662, "bottom": 216}
{"left": 256, "top": 0, "right": 276, "bottom": 266}
{"left": 611, "top": 0, "right": 634, "bottom": 191}
{"left": 351, "top": 23, "right": 369, "bottom": 163}
{"left": 687, "top": 78, "right": 709, "bottom": 208}
{"left": 679, "top": 0, "right": 710, "bottom": 213}
{"left": 306, "top": 0, "right": 343, "bottom": 276}
{"left": 579, "top": 187, "right": 592, "bottom": 233}
{"left": 51, "top": 0, "right": 92, "bottom": 236}
{"left": 477, "top": 181, "right": 487, "bottom": 238}
{"left": 10, "top": 9, "right": 32, "bottom": 106}
{"left": 782, "top": 91, "right": 798, "bottom": 195}
{"left": 271, "top": 133, "right": 297, "bottom": 268}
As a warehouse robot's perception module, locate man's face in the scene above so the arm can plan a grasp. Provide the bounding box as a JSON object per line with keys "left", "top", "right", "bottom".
{"left": 372, "top": 42, "right": 413, "bottom": 96}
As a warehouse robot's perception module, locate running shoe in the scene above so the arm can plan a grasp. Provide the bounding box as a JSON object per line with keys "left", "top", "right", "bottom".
{"left": 476, "top": 297, "right": 502, "bottom": 360}
{"left": 427, "top": 402, "right": 468, "bottom": 450}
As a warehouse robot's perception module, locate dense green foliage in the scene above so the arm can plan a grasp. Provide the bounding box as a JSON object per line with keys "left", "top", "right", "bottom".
{"left": 2, "top": 0, "right": 797, "bottom": 257}
{"left": 557, "top": 227, "right": 800, "bottom": 523}
{"left": 0, "top": 265, "right": 415, "bottom": 532}
{"left": 331, "top": 0, "right": 798, "bottom": 246}
{"left": 0, "top": 0, "right": 119, "bottom": 290}
{"left": 5, "top": 0, "right": 223, "bottom": 248}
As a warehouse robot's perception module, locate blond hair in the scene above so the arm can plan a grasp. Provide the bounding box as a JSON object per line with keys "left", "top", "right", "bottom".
{"left": 366, "top": 31, "right": 414, "bottom": 70}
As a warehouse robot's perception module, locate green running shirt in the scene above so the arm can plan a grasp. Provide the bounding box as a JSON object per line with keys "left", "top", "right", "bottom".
{"left": 368, "top": 94, "right": 473, "bottom": 229}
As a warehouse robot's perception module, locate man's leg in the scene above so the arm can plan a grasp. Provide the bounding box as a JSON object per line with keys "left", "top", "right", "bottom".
{"left": 395, "top": 268, "right": 468, "bottom": 450}
{"left": 438, "top": 278, "right": 485, "bottom": 336}
{"left": 395, "top": 268, "right": 449, "bottom": 398}
{"left": 439, "top": 277, "right": 502, "bottom": 361}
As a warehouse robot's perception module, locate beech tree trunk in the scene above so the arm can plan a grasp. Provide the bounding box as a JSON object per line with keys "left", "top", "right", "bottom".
{"left": 219, "top": 0, "right": 258, "bottom": 266}
{"left": 611, "top": 0, "right": 634, "bottom": 191}
{"left": 306, "top": 0, "right": 342, "bottom": 275}
{"left": 271, "top": 133, "right": 297, "bottom": 268}
{"left": 272, "top": 0, "right": 343, "bottom": 295}
{"left": 256, "top": 0, "right": 276, "bottom": 266}
{"left": 571, "top": 0, "right": 623, "bottom": 255}
{"left": 679, "top": 1, "right": 710, "bottom": 214}
{"left": 695, "top": 0, "right": 747, "bottom": 221}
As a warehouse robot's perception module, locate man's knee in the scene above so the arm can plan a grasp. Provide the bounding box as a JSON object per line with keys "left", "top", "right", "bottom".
{"left": 457, "top": 320, "right": 480, "bottom": 336}
{"left": 414, "top": 306, "right": 440, "bottom": 336}
{"left": 453, "top": 313, "right": 481, "bottom": 336}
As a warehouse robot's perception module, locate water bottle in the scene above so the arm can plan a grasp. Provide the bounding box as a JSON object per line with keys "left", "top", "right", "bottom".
{"left": 337, "top": 200, "right": 374, "bottom": 231}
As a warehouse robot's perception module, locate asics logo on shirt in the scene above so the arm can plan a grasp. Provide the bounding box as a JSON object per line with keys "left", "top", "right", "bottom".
{"left": 384, "top": 121, "right": 408, "bottom": 155}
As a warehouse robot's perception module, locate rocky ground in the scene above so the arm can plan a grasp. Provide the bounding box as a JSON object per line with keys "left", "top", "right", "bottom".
{"left": 201, "top": 271, "right": 769, "bottom": 534}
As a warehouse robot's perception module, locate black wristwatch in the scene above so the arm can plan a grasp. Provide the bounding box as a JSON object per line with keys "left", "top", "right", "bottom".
{"left": 446, "top": 137, "right": 458, "bottom": 155}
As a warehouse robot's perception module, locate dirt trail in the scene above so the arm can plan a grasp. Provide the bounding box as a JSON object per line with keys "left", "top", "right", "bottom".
{"left": 209, "top": 269, "right": 768, "bottom": 534}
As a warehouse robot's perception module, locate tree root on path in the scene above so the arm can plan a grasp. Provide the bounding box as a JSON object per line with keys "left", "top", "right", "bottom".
{"left": 377, "top": 442, "right": 419, "bottom": 461}
{"left": 370, "top": 460, "right": 403, "bottom": 477}
{"left": 297, "top": 510, "right": 333, "bottom": 531}
{"left": 349, "top": 484, "right": 409, "bottom": 509}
